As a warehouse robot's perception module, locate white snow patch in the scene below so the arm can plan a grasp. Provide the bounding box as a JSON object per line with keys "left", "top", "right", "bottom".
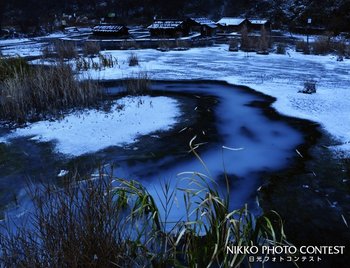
{"left": 5, "top": 96, "right": 181, "bottom": 156}
{"left": 57, "top": 170, "right": 69, "bottom": 177}
{"left": 0, "top": 38, "right": 31, "bottom": 45}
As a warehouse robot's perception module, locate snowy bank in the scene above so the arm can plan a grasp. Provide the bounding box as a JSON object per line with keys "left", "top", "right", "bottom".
{"left": 80, "top": 45, "right": 350, "bottom": 157}
{"left": 4, "top": 96, "right": 181, "bottom": 156}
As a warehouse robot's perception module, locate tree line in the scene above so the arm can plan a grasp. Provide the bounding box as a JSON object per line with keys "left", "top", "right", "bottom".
{"left": 1, "top": 0, "right": 349, "bottom": 34}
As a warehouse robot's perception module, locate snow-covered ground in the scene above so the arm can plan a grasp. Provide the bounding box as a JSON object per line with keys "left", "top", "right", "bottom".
{"left": 0, "top": 38, "right": 46, "bottom": 57}
{"left": 0, "top": 38, "right": 32, "bottom": 45}
{"left": 3, "top": 96, "right": 181, "bottom": 156}
{"left": 1, "top": 40, "right": 350, "bottom": 157}
{"left": 0, "top": 32, "right": 78, "bottom": 57}
{"left": 77, "top": 45, "right": 349, "bottom": 157}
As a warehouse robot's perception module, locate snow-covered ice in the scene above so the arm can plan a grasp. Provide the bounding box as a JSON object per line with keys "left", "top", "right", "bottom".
{"left": 2, "top": 40, "right": 350, "bottom": 157}
{"left": 80, "top": 45, "right": 350, "bottom": 157}
{"left": 0, "top": 38, "right": 31, "bottom": 45}
{"left": 4, "top": 96, "right": 181, "bottom": 156}
{"left": 0, "top": 38, "right": 45, "bottom": 57}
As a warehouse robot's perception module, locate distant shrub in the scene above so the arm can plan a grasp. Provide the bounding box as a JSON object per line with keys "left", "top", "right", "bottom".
{"left": 332, "top": 39, "right": 349, "bottom": 59}
{"left": 240, "top": 25, "right": 251, "bottom": 51}
{"left": 295, "top": 35, "right": 350, "bottom": 56}
{"left": 295, "top": 40, "right": 309, "bottom": 54}
{"left": 228, "top": 39, "right": 239, "bottom": 51}
{"left": 99, "top": 54, "right": 117, "bottom": 68}
{"left": 83, "top": 41, "right": 101, "bottom": 56}
{"left": 124, "top": 72, "right": 150, "bottom": 95}
{"left": 175, "top": 40, "right": 191, "bottom": 50}
{"left": 346, "top": 44, "right": 350, "bottom": 59}
{"left": 120, "top": 40, "right": 139, "bottom": 50}
{"left": 54, "top": 40, "right": 77, "bottom": 59}
{"left": 312, "top": 36, "right": 333, "bottom": 55}
{"left": 276, "top": 43, "right": 286, "bottom": 54}
{"left": 257, "top": 27, "right": 270, "bottom": 54}
{"left": 41, "top": 45, "right": 53, "bottom": 58}
{"left": 158, "top": 40, "right": 175, "bottom": 51}
{"left": 0, "top": 57, "right": 29, "bottom": 81}
{"left": 240, "top": 26, "right": 265, "bottom": 52}
{"left": 128, "top": 53, "right": 139, "bottom": 66}
{"left": 299, "top": 80, "right": 317, "bottom": 94}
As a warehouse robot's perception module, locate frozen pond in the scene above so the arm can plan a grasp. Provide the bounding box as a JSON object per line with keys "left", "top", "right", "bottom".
{"left": 0, "top": 81, "right": 303, "bottom": 221}
{"left": 109, "top": 82, "right": 303, "bottom": 221}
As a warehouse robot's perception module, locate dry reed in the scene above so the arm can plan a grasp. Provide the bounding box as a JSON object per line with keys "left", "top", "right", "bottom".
{"left": 0, "top": 62, "right": 102, "bottom": 123}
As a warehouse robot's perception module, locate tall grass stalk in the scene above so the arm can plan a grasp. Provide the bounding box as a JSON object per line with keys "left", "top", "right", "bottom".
{"left": 128, "top": 53, "right": 139, "bottom": 67}
{"left": 75, "top": 54, "right": 118, "bottom": 72}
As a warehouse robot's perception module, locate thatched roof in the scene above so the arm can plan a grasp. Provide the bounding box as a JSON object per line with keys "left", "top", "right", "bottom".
{"left": 93, "top": 25, "right": 128, "bottom": 33}
{"left": 148, "top": 20, "right": 184, "bottom": 30}
{"left": 217, "top": 17, "right": 247, "bottom": 26}
{"left": 249, "top": 19, "right": 269, "bottom": 25}
{"left": 189, "top": 17, "right": 217, "bottom": 28}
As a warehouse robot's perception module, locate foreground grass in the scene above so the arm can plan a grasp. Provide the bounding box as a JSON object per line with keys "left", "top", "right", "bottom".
{"left": 0, "top": 140, "right": 289, "bottom": 267}
{"left": 0, "top": 173, "right": 287, "bottom": 267}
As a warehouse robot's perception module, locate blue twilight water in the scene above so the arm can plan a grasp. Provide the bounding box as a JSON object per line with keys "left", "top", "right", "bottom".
{"left": 0, "top": 82, "right": 303, "bottom": 224}
{"left": 107, "top": 82, "right": 303, "bottom": 223}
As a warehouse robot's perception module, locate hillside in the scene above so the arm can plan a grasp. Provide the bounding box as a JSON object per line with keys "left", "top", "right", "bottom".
{"left": 0, "top": 0, "right": 349, "bottom": 33}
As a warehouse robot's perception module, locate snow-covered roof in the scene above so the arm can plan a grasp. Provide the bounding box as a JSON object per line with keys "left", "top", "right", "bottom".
{"left": 93, "top": 25, "right": 127, "bottom": 33}
{"left": 217, "top": 17, "right": 246, "bottom": 26}
{"left": 148, "top": 20, "right": 184, "bottom": 30}
{"left": 249, "top": 19, "right": 269, "bottom": 25}
{"left": 189, "top": 17, "right": 217, "bottom": 28}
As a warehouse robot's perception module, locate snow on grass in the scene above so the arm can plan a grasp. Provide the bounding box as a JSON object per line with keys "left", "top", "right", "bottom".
{"left": 80, "top": 45, "right": 350, "bottom": 158}
{"left": 4, "top": 96, "right": 181, "bottom": 157}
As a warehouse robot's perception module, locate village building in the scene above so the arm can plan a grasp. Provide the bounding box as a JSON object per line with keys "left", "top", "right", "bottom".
{"left": 248, "top": 19, "right": 271, "bottom": 32}
{"left": 216, "top": 17, "right": 248, "bottom": 33}
{"left": 187, "top": 17, "right": 217, "bottom": 37}
{"left": 92, "top": 24, "right": 129, "bottom": 38}
{"left": 147, "top": 20, "right": 190, "bottom": 38}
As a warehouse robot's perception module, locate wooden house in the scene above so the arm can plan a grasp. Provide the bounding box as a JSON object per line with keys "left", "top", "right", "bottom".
{"left": 216, "top": 17, "right": 248, "bottom": 33}
{"left": 148, "top": 20, "right": 190, "bottom": 38}
{"left": 92, "top": 24, "right": 129, "bottom": 38}
{"left": 187, "top": 17, "right": 217, "bottom": 37}
{"left": 248, "top": 19, "right": 271, "bottom": 32}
